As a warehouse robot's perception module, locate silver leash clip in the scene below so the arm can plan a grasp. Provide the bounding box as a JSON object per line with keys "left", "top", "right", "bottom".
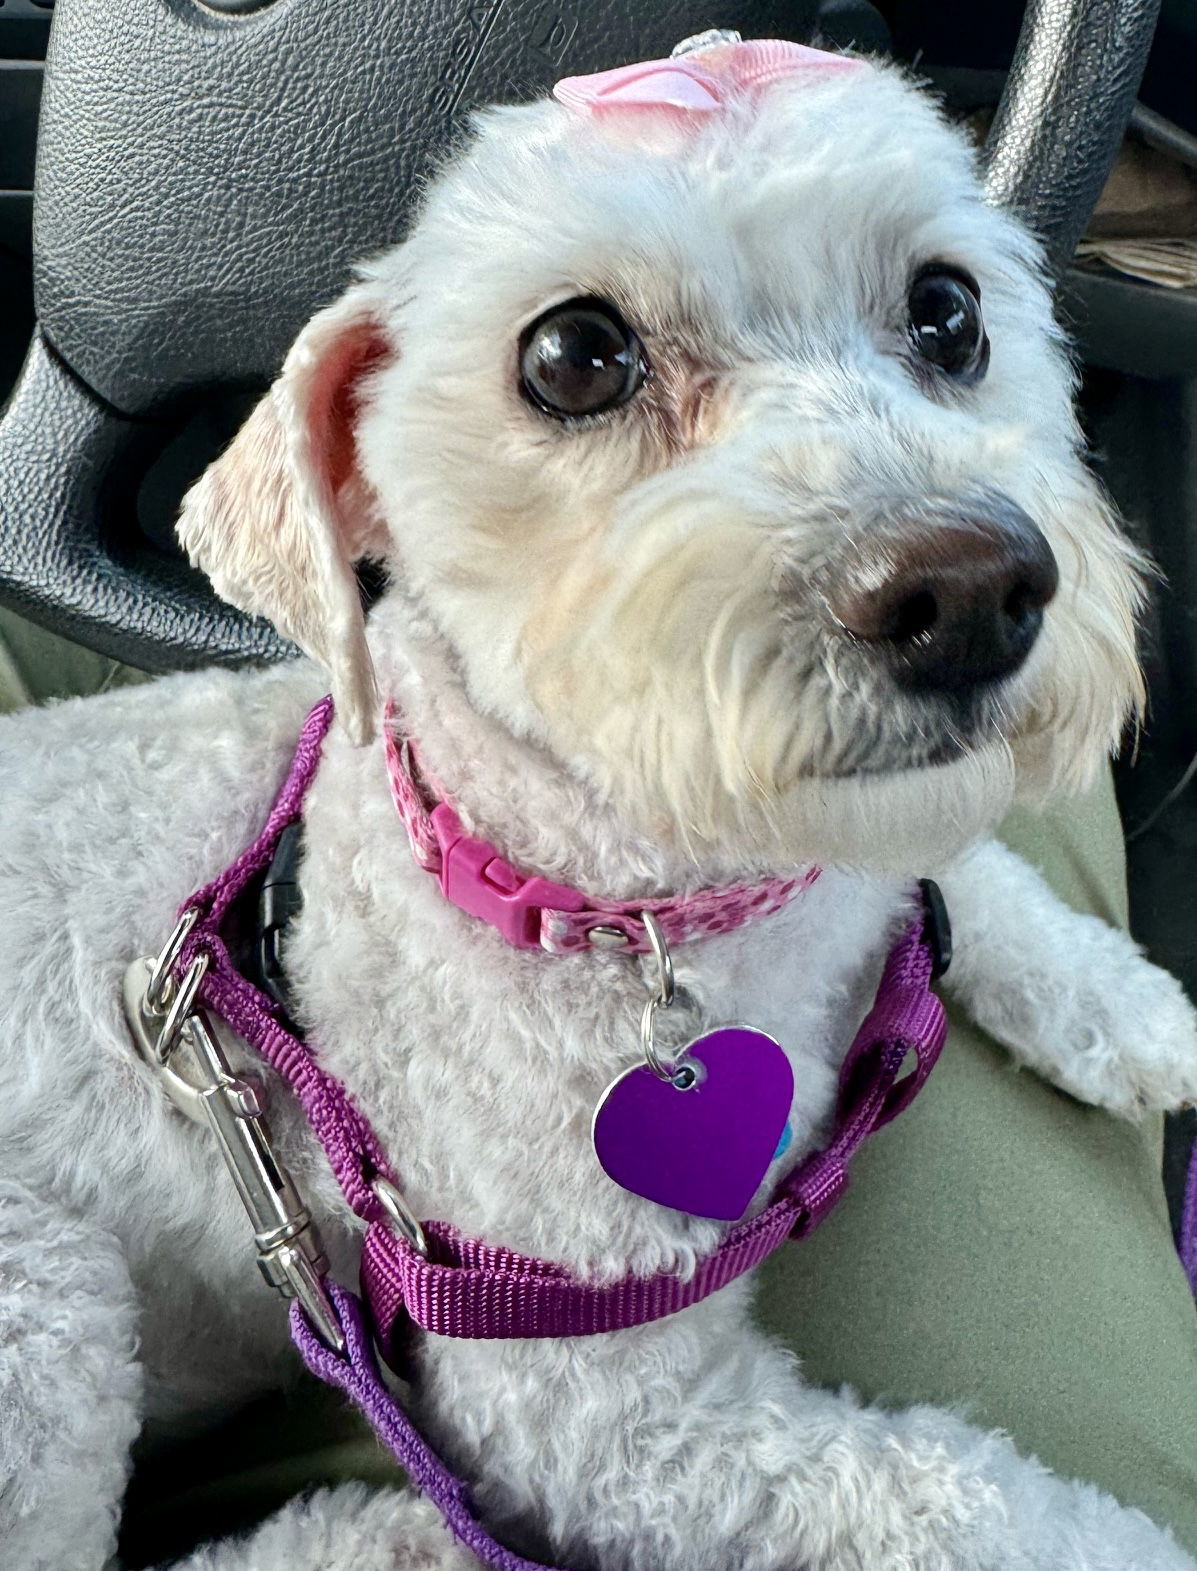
{"left": 123, "top": 922, "right": 345, "bottom": 1353}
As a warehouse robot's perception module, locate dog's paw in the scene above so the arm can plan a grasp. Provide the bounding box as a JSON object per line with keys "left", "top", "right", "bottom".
{"left": 943, "top": 841, "right": 1197, "bottom": 1120}
{"left": 1042, "top": 935, "right": 1197, "bottom": 1119}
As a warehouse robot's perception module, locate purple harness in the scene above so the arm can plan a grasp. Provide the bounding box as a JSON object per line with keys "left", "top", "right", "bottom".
{"left": 155, "top": 696, "right": 953, "bottom": 1568}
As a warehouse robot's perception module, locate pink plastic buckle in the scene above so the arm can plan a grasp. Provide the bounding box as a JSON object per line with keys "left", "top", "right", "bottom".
{"left": 429, "top": 803, "right": 587, "bottom": 950}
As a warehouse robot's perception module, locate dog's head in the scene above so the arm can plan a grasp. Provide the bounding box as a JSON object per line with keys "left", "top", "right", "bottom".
{"left": 179, "top": 41, "right": 1145, "bottom": 873}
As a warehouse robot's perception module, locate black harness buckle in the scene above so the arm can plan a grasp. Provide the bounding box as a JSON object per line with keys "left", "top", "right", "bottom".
{"left": 258, "top": 820, "right": 305, "bottom": 1017}
{"left": 917, "top": 877, "right": 952, "bottom": 981}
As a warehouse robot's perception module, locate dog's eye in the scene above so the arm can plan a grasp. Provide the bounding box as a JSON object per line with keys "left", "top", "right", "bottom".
{"left": 906, "top": 266, "right": 989, "bottom": 383}
{"left": 519, "top": 297, "right": 647, "bottom": 418}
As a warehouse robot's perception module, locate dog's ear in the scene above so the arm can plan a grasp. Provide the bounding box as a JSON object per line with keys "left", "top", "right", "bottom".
{"left": 178, "top": 281, "right": 394, "bottom": 745}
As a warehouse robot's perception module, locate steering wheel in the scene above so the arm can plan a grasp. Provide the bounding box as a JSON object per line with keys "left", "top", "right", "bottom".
{"left": 0, "top": 0, "right": 1163, "bottom": 675}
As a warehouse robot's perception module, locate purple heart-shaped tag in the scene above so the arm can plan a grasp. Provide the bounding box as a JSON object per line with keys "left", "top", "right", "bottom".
{"left": 591, "top": 1026, "right": 794, "bottom": 1220}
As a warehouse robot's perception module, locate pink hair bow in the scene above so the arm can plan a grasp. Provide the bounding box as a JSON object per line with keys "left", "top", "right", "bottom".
{"left": 553, "top": 32, "right": 864, "bottom": 120}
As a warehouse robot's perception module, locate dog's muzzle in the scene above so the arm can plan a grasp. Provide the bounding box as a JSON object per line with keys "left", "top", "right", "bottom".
{"left": 826, "top": 500, "right": 1059, "bottom": 700}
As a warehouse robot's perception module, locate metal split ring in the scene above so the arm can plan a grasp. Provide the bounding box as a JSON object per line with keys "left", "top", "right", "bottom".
{"left": 372, "top": 1175, "right": 430, "bottom": 1258}
{"left": 146, "top": 907, "right": 199, "bottom": 1013}
{"left": 640, "top": 993, "right": 674, "bottom": 1080}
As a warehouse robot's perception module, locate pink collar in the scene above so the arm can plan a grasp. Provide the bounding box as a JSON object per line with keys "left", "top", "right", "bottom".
{"left": 383, "top": 704, "right": 820, "bottom": 955}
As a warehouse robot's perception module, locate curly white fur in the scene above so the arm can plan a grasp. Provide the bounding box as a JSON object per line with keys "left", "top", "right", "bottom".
{"left": 1, "top": 44, "right": 1194, "bottom": 1571}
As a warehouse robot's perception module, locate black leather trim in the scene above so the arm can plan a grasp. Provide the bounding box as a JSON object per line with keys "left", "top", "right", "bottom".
{"left": 984, "top": 0, "right": 1163, "bottom": 275}
{"left": 0, "top": 333, "right": 290, "bottom": 667}
{"left": 33, "top": 0, "right": 807, "bottom": 417}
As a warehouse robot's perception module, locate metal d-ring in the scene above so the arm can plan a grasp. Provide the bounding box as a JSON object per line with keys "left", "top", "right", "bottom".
{"left": 640, "top": 909, "right": 674, "bottom": 1008}
{"left": 372, "top": 1175, "right": 430, "bottom": 1258}
{"left": 146, "top": 907, "right": 199, "bottom": 1013}
{"left": 154, "top": 950, "right": 210, "bottom": 1063}
{"left": 639, "top": 912, "right": 703, "bottom": 1084}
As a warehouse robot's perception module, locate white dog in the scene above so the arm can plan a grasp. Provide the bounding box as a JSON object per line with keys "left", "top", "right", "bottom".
{"left": 1, "top": 33, "right": 1195, "bottom": 1571}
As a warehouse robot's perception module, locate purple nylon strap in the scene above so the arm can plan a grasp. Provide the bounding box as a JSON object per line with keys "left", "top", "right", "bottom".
{"left": 168, "top": 696, "right": 953, "bottom": 1568}
{"left": 178, "top": 697, "right": 403, "bottom": 1229}
{"left": 358, "top": 920, "right": 944, "bottom": 1359}
{"left": 292, "top": 1284, "right": 557, "bottom": 1571}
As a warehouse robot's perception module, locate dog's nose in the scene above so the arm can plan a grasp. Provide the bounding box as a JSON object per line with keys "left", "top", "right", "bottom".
{"left": 827, "top": 508, "right": 1058, "bottom": 695}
